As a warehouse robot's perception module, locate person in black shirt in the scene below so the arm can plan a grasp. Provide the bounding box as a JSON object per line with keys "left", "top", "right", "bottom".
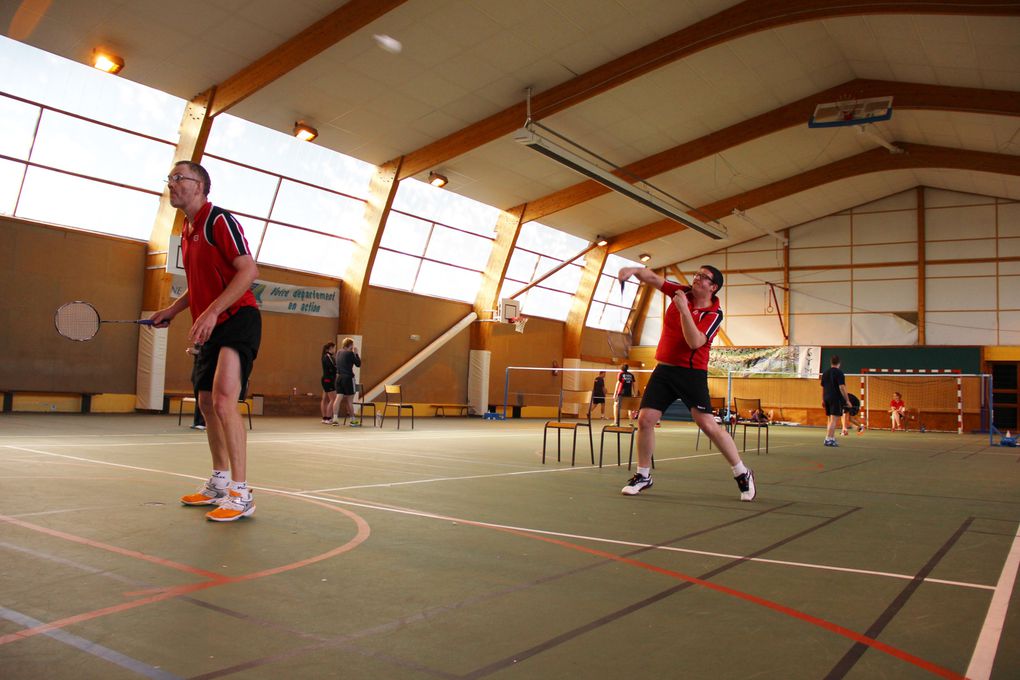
{"left": 821, "top": 355, "right": 852, "bottom": 447}
{"left": 591, "top": 370, "right": 607, "bottom": 420}
{"left": 320, "top": 342, "right": 336, "bottom": 424}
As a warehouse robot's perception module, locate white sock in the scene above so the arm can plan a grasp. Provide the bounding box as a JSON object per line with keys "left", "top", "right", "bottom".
{"left": 637, "top": 466, "right": 651, "bottom": 477}
{"left": 732, "top": 462, "right": 748, "bottom": 477}
{"left": 211, "top": 470, "right": 230, "bottom": 488}
{"left": 230, "top": 481, "right": 250, "bottom": 499}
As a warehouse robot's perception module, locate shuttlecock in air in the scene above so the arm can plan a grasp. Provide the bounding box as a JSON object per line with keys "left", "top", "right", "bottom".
{"left": 373, "top": 34, "right": 402, "bottom": 53}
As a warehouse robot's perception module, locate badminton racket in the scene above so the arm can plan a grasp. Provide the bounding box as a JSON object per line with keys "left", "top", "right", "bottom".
{"left": 54, "top": 301, "right": 159, "bottom": 342}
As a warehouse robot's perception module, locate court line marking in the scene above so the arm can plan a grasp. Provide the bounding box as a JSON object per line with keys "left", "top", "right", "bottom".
{"left": 2, "top": 444, "right": 994, "bottom": 677}
{"left": 0, "top": 606, "right": 182, "bottom": 680}
{"left": 965, "top": 521, "right": 1020, "bottom": 680}
{"left": 4, "top": 444, "right": 992, "bottom": 592}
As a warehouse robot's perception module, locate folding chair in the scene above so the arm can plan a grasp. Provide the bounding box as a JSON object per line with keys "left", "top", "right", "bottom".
{"left": 733, "top": 397, "right": 768, "bottom": 455}
{"left": 379, "top": 384, "right": 414, "bottom": 429}
{"left": 542, "top": 389, "right": 593, "bottom": 465}
{"left": 696, "top": 396, "right": 731, "bottom": 450}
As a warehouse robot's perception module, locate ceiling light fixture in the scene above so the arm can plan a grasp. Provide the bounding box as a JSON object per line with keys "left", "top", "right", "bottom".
{"left": 512, "top": 120, "right": 724, "bottom": 240}
{"left": 92, "top": 49, "right": 124, "bottom": 74}
{"left": 639, "top": 254, "right": 651, "bottom": 263}
{"left": 595, "top": 236, "right": 608, "bottom": 247}
{"left": 293, "top": 121, "right": 318, "bottom": 142}
{"left": 428, "top": 171, "right": 449, "bottom": 188}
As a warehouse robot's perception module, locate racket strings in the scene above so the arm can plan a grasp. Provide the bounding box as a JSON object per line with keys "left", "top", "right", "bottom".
{"left": 55, "top": 302, "right": 100, "bottom": 341}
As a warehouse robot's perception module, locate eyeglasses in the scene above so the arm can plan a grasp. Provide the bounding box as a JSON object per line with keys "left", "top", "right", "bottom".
{"left": 693, "top": 271, "right": 715, "bottom": 284}
{"left": 165, "top": 173, "right": 201, "bottom": 185}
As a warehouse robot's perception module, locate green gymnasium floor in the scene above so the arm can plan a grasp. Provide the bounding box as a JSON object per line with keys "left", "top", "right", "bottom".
{"left": 1, "top": 414, "right": 1018, "bottom": 679}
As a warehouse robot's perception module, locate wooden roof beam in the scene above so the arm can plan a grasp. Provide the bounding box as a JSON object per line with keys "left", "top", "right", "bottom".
{"left": 613, "top": 145, "right": 1020, "bottom": 250}
{"left": 395, "top": 0, "right": 1020, "bottom": 180}
{"left": 521, "top": 80, "right": 1020, "bottom": 223}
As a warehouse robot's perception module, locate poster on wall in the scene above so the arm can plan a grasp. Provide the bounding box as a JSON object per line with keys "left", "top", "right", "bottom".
{"left": 709, "top": 346, "right": 821, "bottom": 378}
{"left": 171, "top": 276, "right": 339, "bottom": 318}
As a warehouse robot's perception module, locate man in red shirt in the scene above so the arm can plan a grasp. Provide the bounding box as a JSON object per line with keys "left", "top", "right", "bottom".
{"left": 616, "top": 265, "right": 755, "bottom": 501}
{"left": 151, "top": 161, "right": 261, "bottom": 522}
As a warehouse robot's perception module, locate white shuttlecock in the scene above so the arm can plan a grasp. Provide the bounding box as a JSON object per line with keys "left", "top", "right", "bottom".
{"left": 373, "top": 34, "right": 402, "bottom": 53}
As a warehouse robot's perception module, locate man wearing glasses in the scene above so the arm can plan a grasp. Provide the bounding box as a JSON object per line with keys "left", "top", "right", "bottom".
{"left": 616, "top": 264, "right": 755, "bottom": 501}
{"left": 150, "top": 161, "right": 262, "bottom": 522}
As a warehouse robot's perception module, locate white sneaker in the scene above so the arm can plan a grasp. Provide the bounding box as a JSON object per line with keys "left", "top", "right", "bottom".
{"left": 621, "top": 473, "right": 653, "bottom": 495}
{"left": 735, "top": 469, "right": 756, "bottom": 501}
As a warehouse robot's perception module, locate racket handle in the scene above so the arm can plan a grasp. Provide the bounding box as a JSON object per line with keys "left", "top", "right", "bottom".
{"left": 138, "top": 319, "right": 155, "bottom": 326}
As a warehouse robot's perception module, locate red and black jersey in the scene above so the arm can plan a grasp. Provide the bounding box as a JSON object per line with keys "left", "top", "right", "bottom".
{"left": 181, "top": 202, "right": 258, "bottom": 325}
{"left": 655, "top": 280, "right": 723, "bottom": 371}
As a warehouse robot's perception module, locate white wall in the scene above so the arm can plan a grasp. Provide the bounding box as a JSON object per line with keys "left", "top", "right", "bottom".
{"left": 677, "top": 188, "right": 1019, "bottom": 346}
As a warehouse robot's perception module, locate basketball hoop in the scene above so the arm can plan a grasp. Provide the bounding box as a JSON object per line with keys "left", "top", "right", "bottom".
{"left": 508, "top": 316, "right": 528, "bottom": 333}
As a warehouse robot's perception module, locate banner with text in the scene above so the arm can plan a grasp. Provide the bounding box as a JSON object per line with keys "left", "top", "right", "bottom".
{"left": 708, "top": 345, "right": 821, "bottom": 378}
{"left": 172, "top": 276, "right": 339, "bottom": 318}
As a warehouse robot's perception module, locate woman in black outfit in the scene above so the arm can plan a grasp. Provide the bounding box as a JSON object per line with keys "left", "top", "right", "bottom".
{"left": 320, "top": 342, "right": 336, "bottom": 424}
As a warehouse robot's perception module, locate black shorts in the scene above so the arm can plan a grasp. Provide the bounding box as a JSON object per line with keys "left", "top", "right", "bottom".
{"left": 193, "top": 306, "right": 261, "bottom": 397}
{"left": 639, "top": 364, "right": 712, "bottom": 414}
{"left": 321, "top": 376, "right": 335, "bottom": 393}
{"left": 592, "top": 396, "right": 605, "bottom": 405}
{"left": 823, "top": 398, "right": 844, "bottom": 417}
{"left": 844, "top": 394, "right": 860, "bottom": 416}
{"left": 336, "top": 375, "right": 356, "bottom": 396}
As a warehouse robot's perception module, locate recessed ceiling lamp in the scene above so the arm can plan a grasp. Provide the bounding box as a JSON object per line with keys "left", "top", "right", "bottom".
{"left": 595, "top": 236, "right": 609, "bottom": 247}
{"left": 428, "top": 171, "right": 448, "bottom": 188}
{"left": 293, "top": 121, "right": 318, "bottom": 142}
{"left": 639, "top": 254, "right": 651, "bottom": 263}
{"left": 92, "top": 49, "right": 124, "bottom": 74}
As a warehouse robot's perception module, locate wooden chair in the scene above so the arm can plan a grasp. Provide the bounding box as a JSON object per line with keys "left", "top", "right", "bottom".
{"left": 696, "top": 396, "right": 731, "bottom": 450}
{"left": 341, "top": 383, "right": 376, "bottom": 427}
{"left": 379, "top": 384, "right": 414, "bottom": 429}
{"left": 177, "top": 396, "right": 252, "bottom": 430}
{"left": 542, "top": 389, "right": 593, "bottom": 465}
{"left": 599, "top": 422, "right": 635, "bottom": 468}
{"left": 733, "top": 397, "right": 768, "bottom": 455}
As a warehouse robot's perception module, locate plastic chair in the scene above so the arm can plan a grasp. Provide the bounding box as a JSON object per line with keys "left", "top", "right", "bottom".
{"left": 379, "top": 384, "right": 414, "bottom": 429}
{"left": 542, "top": 389, "right": 593, "bottom": 465}
{"left": 733, "top": 397, "right": 768, "bottom": 455}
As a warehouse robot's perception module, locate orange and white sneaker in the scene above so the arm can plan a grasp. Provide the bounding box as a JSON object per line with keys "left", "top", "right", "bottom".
{"left": 180, "top": 482, "right": 228, "bottom": 506}
{"left": 206, "top": 490, "right": 255, "bottom": 522}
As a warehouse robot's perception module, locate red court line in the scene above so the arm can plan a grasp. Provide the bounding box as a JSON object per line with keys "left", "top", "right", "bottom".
{"left": 320, "top": 493, "right": 965, "bottom": 678}
{"left": 0, "top": 513, "right": 225, "bottom": 579}
{"left": 487, "top": 523, "right": 966, "bottom": 680}
{"left": 0, "top": 498, "right": 370, "bottom": 647}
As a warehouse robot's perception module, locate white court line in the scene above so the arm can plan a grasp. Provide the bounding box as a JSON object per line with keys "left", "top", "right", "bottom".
{"left": 965, "top": 522, "right": 1020, "bottom": 679}
{"left": 307, "top": 453, "right": 718, "bottom": 492}
{"left": 3, "top": 445, "right": 993, "bottom": 594}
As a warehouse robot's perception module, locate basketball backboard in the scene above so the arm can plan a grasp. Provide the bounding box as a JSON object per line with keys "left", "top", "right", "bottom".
{"left": 500, "top": 298, "right": 520, "bottom": 322}
{"left": 808, "top": 95, "right": 893, "bottom": 128}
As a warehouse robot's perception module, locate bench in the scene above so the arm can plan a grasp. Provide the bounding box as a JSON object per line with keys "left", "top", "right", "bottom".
{"left": 2, "top": 390, "right": 96, "bottom": 413}
{"left": 431, "top": 403, "right": 472, "bottom": 417}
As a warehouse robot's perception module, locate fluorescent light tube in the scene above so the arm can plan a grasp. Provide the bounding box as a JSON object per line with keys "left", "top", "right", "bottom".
{"left": 513, "top": 125, "right": 724, "bottom": 239}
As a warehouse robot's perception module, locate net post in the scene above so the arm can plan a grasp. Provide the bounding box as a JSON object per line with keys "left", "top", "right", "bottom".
{"left": 503, "top": 366, "right": 509, "bottom": 420}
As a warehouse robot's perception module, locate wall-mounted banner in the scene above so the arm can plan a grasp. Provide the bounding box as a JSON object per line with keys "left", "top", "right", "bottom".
{"left": 709, "top": 345, "right": 821, "bottom": 378}
{"left": 172, "top": 276, "right": 339, "bottom": 318}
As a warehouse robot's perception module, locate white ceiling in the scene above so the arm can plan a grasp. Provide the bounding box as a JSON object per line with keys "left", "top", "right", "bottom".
{"left": 5, "top": 0, "right": 1018, "bottom": 269}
